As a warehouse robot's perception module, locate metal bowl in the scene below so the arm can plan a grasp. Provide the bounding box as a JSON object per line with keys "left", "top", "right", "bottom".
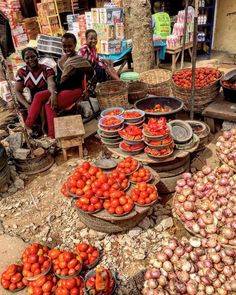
{"left": 134, "top": 96, "right": 184, "bottom": 118}
{"left": 123, "top": 109, "right": 145, "bottom": 123}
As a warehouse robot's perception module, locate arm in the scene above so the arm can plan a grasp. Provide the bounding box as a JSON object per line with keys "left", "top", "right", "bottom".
{"left": 15, "top": 81, "right": 30, "bottom": 110}
{"left": 47, "top": 75, "right": 57, "bottom": 109}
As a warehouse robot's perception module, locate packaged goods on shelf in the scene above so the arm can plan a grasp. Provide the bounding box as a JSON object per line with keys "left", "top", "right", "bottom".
{"left": 100, "top": 39, "right": 121, "bottom": 54}
{"left": 106, "top": 7, "right": 123, "bottom": 24}
{"left": 115, "top": 22, "right": 124, "bottom": 39}
{"left": 0, "top": 81, "right": 14, "bottom": 102}
{"left": 91, "top": 8, "right": 100, "bottom": 23}
{"left": 22, "top": 17, "right": 40, "bottom": 40}
{"left": 37, "top": 34, "right": 63, "bottom": 56}
{"left": 166, "top": 35, "right": 180, "bottom": 48}
{"left": 93, "top": 23, "right": 114, "bottom": 40}
{"left": 67, "top": 13, "right": 79, "bottom": 30}
{"left": 85, "top": 12, "right": 93, "bottom": 29}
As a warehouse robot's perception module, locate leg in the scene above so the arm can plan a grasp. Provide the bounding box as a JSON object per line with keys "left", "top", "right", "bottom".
{"left": 171, "top": 54, "right": 176, "bottom": 72}
{"left": 62, "top": 148, "right": 67, "bottom": 161}
{"left": 25, "top": 90, "right": 51, "bottom": 129}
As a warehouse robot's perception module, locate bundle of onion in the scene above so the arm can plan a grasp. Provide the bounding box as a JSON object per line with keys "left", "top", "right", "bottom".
{"left": 216, "top": 129, "right": 236, "bottom": 170}
{"left": 142, "top": 238, "right": 236, "bottom": 295}
{"left": 173, "top": 165, "right": 236, "bottom": 247}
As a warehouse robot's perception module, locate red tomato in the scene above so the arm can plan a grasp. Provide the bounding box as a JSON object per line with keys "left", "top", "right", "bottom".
{"left": 65, "top": 278, "right": 77, "bottom": 290}
{"left": 42, "top": 281, "right": 54, "bottom": 292}
{"left": 115, "top": 206, "right": 124, "bottom": 215}
{"left": 82, "top": 161, "right": 90, "bottom": 170}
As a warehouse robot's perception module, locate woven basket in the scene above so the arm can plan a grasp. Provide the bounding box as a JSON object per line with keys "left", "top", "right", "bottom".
{"left": 139, "top": 69, "right": 171, "bottom": 96}
{"left": 128, "top": 81, "right": 148, "bottom": 104}
{"left": 96, "top": 81, "right": 129, "bottom": 110}
{"left": 171, "top": 68, "right": 223, "bottom": 112}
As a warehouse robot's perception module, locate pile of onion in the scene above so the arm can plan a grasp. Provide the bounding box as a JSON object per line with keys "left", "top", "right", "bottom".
{"left": 173, "top": 165, "right": 236, "bottom": 247}
{"left": 216, "top": 129, "right": 236, "bottom": 170}
{"left": 142, "top": 237, "right": 236, "bottom": 295}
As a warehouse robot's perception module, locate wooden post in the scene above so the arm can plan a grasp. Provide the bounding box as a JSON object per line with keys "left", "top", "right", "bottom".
{"left": 190, "top": 0, "right": 199, "bottom": 120}
{"left": 180, "top": 0, "right": 189, "bottom": 69}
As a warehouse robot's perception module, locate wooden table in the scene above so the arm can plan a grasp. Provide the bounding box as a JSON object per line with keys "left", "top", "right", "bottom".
{"left": 166, "top": 43, "right": 193, "bottom": 71}
{"left": 202, "top": 93, "right": 236, "bottom": 133}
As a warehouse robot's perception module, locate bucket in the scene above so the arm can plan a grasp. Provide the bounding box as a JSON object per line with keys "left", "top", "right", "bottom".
{"left": 120, "top": 72, "right": 139, "bottom": 82}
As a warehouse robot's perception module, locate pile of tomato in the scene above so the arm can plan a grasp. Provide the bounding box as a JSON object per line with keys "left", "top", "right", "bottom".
{"left": 145, "top": 146, "right": 173, "bottom": 157}
{"left": 131, "top": 182, "right": 158, "bottom": 206}
{"left": 120, "top": 141, "right": 144, "bottom": 152}
{"left": 145, "top": 134, "right": 172, "bottom": 147}
{"left": 130, "top": 167, "right": 151, "bottom": 183}
{"left": 117, "top": 157, "right": 139, "bottom": 174}
{"left": 100, "top": 116, "right": 123, "bottom": 127}
{"left": 119, "top": 125, "right": 143, "bottom": 140}
{"left": 172, "top": 67, "right": 221, "bottom": 89}
{"left": 103, "top": 190, "right": 134, "bottom": 215}
{"left": 104, "top": 109, "right": 123, "bottom": 116}
{"left": 143, "top": 117, "right": 169, "bottom": 137}
{"left": 1, "top": 241, "right": 108, "bottom": 294}
{"left": 145, "top": 103, "right": 171, "bottom": 113}
{"left": 123, "top": 111, "right": 142, "bottom": 119}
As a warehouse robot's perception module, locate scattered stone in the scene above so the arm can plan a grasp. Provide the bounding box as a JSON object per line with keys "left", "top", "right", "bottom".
{"left": 33, "top": 147, "right": 45, "bottom": 157}
{"left": 12, "top": 224, "right": 18, "bottom": 229}
{"left": 155, "top": 224, "right": 163, "bottom": 232}
{"left": 160, "top": 217, "right": 173, "bottom": 230}
{"left": 128, "top": 227, "right": 142, "bottom": 237}
{"left": 13, "top": 148, "right": 30, "bottom": 160}
{"left": 138, "top": 217, "right": 152, "bottom": 230}
{"left": 14, "top": 178, "right": 24, "bottom": 190}
{"left": 80, "top": 228, "right": 88, "bottom": 239}
{"left": 8, "top": 186, "right": 17, "bottom": 194}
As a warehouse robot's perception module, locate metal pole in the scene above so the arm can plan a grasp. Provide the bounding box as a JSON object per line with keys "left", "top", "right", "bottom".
{"left": 181, "top": 0, "right": 189, "bottom": 69}
{"left": 190, "top": 0, "right": 199, "bottom": 120}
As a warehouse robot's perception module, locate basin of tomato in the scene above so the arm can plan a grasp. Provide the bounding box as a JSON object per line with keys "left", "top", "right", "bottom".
{"left": 22, "top": 243, "right": 51, "bottom": 279}
{"left": 28, "top": 274, "right": 57, "bottom": 294}
{"left": 49, "top": 250, "right": 82, "bottom": 278}
{"left": 172, "top": 67, "right": 221, "bottom": 89}
{"left": 55, "top": 276, "right": 84, "bottom": 295}
{"left": 1, "top": 264, "right": 27, "bottom": 292}
{"left": 145, "top": 146, "right": 173, "bottom": 158}
{"left": 75, "top": 243, "right": 100, "bottom": 269}
{"left": 85, "top": 268, "right": 116, "bottom": 295}
{"left": 119, "top": 125, "right": 143, "bottom": 143}
{"left": 143, "top": 117, "right": 169, "bottom": 138}
{"left": 99, "top": 116, "right": 124, "bottom": 129}
{"left": 101, "top": 107, "right": 124, "bottom": 117}
{"left": 130, "top": 167, "right": 152, "bottom": 183}
{"left": 131, "top": 182, "right": 158, "bottom": 206}
{"left": 117, "top": 157, "right": 139, "bottom": 175}
{"left": 123, "top": 109, "right": 145, "bottom": 123}
{"left": 103, "top": 190, "right": 134, "bottom": 216}
{"left": 144, "top": 133, "right": 172, "bottom": 148}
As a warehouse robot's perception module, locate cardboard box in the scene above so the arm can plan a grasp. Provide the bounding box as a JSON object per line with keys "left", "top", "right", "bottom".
{"left": 115, "top": 23, "right": 124, "bottom": 39}
{"left": 91, "top": 8, "right": 100, "bottom": 24}
{"left": 106, "top": 8, "right": 123, "bottom": 24}
{"left": 93, "top": 23, "right": 114, "bottom": 40}
{"left": 100, "top": 39, "right": 121, "bottom": 54}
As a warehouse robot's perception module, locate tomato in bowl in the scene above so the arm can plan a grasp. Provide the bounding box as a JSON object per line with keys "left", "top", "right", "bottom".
{"left": 99, "top": 116, "right": 124, "bottom": 129}
{"left": 101, "top": 107, "right": 124, "bottom": 117}
{"left": 123, "top": 109, "right": 145, "bottom": 123}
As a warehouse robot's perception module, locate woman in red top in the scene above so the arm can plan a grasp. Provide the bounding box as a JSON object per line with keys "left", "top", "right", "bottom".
{"left": 79, "top": 29, "right": 119, "bottom": 82}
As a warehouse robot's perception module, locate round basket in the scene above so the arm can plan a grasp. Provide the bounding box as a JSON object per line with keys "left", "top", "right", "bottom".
{"left": 139, "top": 69, "right": 171, "bottom": 96}
{"left": 128, "top": 81, "right": 148, "bottom": 104}
{"left": 96, "top": 81, "right": 129, "bottom": 110}
{"left": 171, "top": 68, "right": 223, "bottom": 112}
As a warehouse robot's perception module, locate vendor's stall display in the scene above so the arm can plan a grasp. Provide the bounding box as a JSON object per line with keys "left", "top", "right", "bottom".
{"left": 1, "top": 264, "right": 27, "bottom": 292}
{"left": 28, "top": 274, "right": 57, "bottom": 294}
{"left": 85, "top": 267, "right": 116, "bottom": 295}
{"left": 171, "top": 67, "right": 223, "bottom": 111}
{"left": 96, "top": 81, "right": 129, "bottom": 110}
{"left": 75, "top": 243, "right": 100, "bottom": 269}
{"left": 139, "top": 69, "right": 171, "bottom": 96}
{"left": 135, "top": 96, "right": 184, "bottom": 119}
{"left": 55, "top": 276, "right": 84, "bottom": 295}
{"left": 216, "top": 129, "right": 236, "bottom": 171}
{"left": 142, "top": 237, "right": 236, "bottom": 295}
{"left": 173, "top": 165, "right": 236, "bottom": 248}
{"left": 127, "top": 81, "right": 148, "bottom": 104}
{"left": 119, "top": 125, "right": 143, "bottom": 143}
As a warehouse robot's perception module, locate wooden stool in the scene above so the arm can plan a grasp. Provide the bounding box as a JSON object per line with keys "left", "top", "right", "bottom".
{"left": 166, "top": 42, "right": 193, "bottom": 71}
{"left": 54, "top": 115, "right": 85, "bottom": 161}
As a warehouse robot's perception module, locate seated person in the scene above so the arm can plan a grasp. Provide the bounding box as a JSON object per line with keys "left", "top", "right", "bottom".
{"left": 18, "top": 34, "right": 93, "bottom": 138}
{"left": 15, "top": 47, "right": 56, "bottom": 133}
{"left": 79, "top": 29, "right": 119, "bottom": 82}
{"left": 152, "top": 1, "right": 171, "bottom": 40}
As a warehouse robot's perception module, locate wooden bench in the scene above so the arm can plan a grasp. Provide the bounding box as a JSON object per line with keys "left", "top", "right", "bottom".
{"left": 166, "top": 42, "right": 193, "bottom": 71}
{"left": 54, "top": 115, "right": 85, "bottom": 161}
{"left": 202, "top": 93, "right": 236, "bottom": 133}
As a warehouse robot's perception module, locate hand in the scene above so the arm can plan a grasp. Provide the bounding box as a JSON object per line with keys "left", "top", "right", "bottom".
{"left": 48, "top": 92, "right": 57, "bottom": 110}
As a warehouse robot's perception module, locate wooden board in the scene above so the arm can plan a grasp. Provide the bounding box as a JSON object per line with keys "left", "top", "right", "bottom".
{"left": 166, "top": 42, "right": 193, "bottom": 54}
{"left": 202, "top": 93, "right": 236, "bottom": 121}
{"left": 107, "top": 147, "right": 191, "bottom": 164}
{"left": 54, "top": 115, "right": 85, "bottom": 139}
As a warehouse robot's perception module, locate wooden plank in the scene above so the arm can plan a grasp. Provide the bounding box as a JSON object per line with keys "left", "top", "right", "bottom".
{"left": 202, "top": 94, "right": 236, "bottom": 121}
{"left": 54, "top": 115, "right": 85, "bottom": 139}
{"left": 166, "top": 42, "right": 193, "bottom": 54}
{"left": 61, "top": 137, "right": 83, "bottom": 149}
{"left": 84, "top": 118, "right": 98, "bottom": 139}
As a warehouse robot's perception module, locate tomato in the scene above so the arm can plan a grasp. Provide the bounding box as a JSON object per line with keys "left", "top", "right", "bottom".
{"left": 9, "top": 283, "right": 16, "bottom": 291}
{"left": 115, "top": 206, "right": 124, "bottom": 215}
{"left": 6, "top": 264, "right": 17, "bottom": 275}
{"left": 1, "top": 279, "right": 10, "bottom": 289}
{"left": 49, "top": 249, "right": 60, "bottom": 260}
{"left": 82, "top": 161, "right": 90, "bottom": 170}
{"left": 42, "top": 281, "right": 54, "bottom": 292}
{"left": 123, "top": 203, "right": 133, "bottom": 212}
{"left": 35, "top": 275, "right": 47, "bottom": 287}
{"left": 28, "top": 254, "right": 38, "bottom": 264}
{"left": 108, "top": 207, "right": 115, "bottom": 214}
{"left": 71, "top": 288, "right": 80, "bottom": 295}
{"left": 119, "top": 196, "right": 127, "bottom": 205}
{"left": 111, "top": 199, "right": 120, "bottom": 208}
{"left": 76, "top": 180, "right": 85, "bottom": 189}
{"left": 65, "top": 278, "right": 77, "bottom": 290}
{"left": 67, "top": 259, "right": 78, "bottom": 269}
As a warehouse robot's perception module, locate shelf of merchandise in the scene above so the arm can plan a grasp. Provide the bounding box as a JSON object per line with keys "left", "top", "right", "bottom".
{"left": 197, "top": 0, "right": 216, "bottom": 58}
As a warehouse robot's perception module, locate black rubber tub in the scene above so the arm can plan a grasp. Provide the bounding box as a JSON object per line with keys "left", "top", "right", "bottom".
{"left": 134, "top": 96, "right": 184, "bottom": 119}
{"left": 220, "top": 80, "right": 236, "bottom": 102}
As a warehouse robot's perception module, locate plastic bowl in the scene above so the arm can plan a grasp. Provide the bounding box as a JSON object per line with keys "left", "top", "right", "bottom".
{"left": 99, "top": 116, "right": 124, "bottom": 129}
{"left": 168, "top": 120, "right": 193, "bottom": 144}
{"left": 142, "top": 129, "right": 169, "bottom": 141}
{"left": 101, "top": 107, "right": 124, "bottom": 117}
{"left": 119, "top": 142, "right": 144, "bottom": 155}
{"left": 120, "top": 135, "right": 143, "bottom": 145}
{"left": 123, "top": 109, "right": 145, "bottom": 123}
{"left": 98, "top": 125, "right": 124, "bottom": 136}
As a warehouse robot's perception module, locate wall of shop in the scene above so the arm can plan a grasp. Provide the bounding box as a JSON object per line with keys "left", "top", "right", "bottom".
{"left": 213, "top": 0, "right": 236, "bottom": 53}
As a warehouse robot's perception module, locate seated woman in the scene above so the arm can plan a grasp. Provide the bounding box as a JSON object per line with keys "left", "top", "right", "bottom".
{"left": 79, "top": 29, "right": 120, "bottom": 82}
{"left": 21, "top": 33, "right": 93, "bottom": 138}
{"left": 15, "top": 47, "right": 56, "bottom": 133}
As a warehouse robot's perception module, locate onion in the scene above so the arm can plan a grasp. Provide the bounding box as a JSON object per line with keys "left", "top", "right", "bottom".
{"left": 150, "top": 269, "right": 160, "bottom": 279}
{"left": 177, "top": 179, "right": 186, "bottom": 187}
{"left": 147, "top": 279, "right": 157, "bottom": 289}
{"left": 163, "top": 261, "right": 173, "bottom": 272}
{"left": 177, "top": 271, "right": 189, "bottom": 283}
{"left": 205, "top": 286, "right": 215, "bottom": 295}
{"left": 163, "top": 247, "right": 173, "bottom": 258}
{"left": 209, "top": 253, "right": 221, "bottom": 263}
{"left": 156, "top": 252, "right": 168, "bottom": 263}
{"left": 202, "top": 165, "right": 212, "bottom": 175}
{"left": 183, "top": 211, "right": 194, "bottom": 221}
{"left": 175, "top": 247, "right": 184, "bottom": 257}
{"left": 158, "top": 276, "right": 167, "bottom": 287}
{"left": 213, "top": 279, "right": 222, "bottom": 288}
{"left": 223, "top": 266, "right": 233, "bottom": 277}
{"left": 168, "top": 239, "right": 178, "bottom": 251}
{"left": 177, "top": 194, "right": 186, "bottom": 203}
{"left": 145, "top": 271, "right": 152, "bottom": 280}
{"left": 223, "top": 227, "right": 235, "bottom": 239}
{"left": 186, "top": 281, "right": 198, "bottom": 295}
